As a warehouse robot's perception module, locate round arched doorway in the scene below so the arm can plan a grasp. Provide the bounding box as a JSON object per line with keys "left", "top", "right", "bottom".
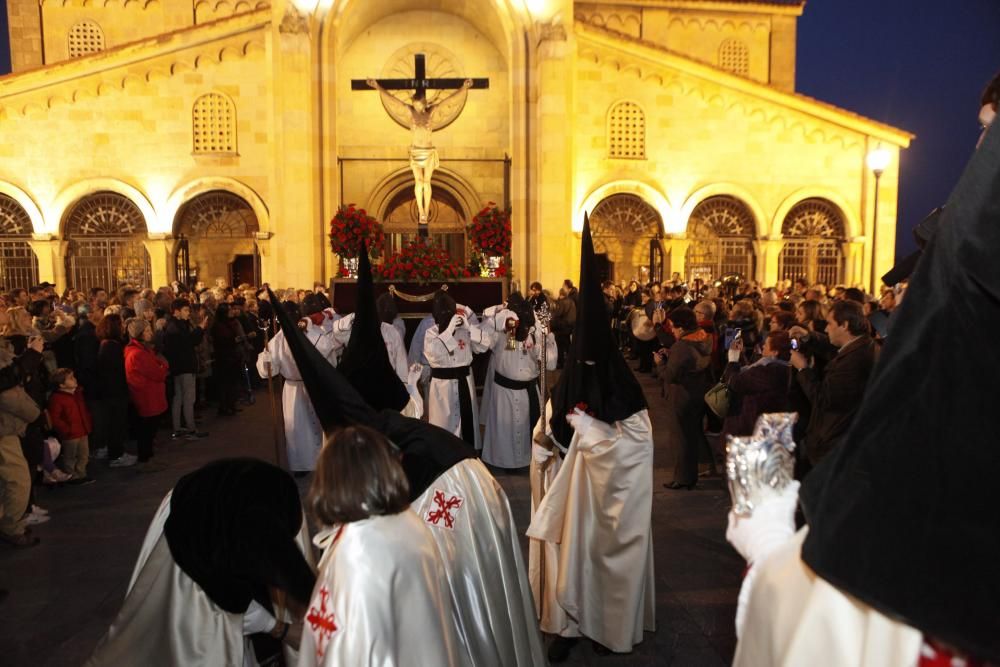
{"left": 684, "top": 196, "right": 756, "bottom": 283}
{"left": 0, "top": 194, "right": 39, "bottom": 290}
{"left": 173, "top": 191, "right": 260, "bottom": 287}
{"left": 382, "top": 187, "right": 467, "bottom": 266}
{"left": 778, "top": 199, "right": 846, "bottom": 287}
{"left": 64, "top": 191, "right": 151, "bottom": 292}
{"left": 589, "top": 193, "right": 663, "bottom": 284}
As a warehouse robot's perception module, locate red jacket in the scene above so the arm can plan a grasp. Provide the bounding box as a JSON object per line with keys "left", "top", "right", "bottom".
{"left": 47, "top": 388, "right": 92, "bottom": 440}
{"left": 124, "top": 339, "right": 170, "bottom": 417}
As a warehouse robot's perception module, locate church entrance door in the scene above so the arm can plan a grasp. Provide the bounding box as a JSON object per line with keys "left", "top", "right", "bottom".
{"left": 65, "top": 191, "right": 151, "bottom": 292}
{"left": 383, "top": 186, "right": 467, "bottom": 267}
{"left": 174, "top": 191, "right": 259, "bottom": 287}
{"left": 590, "top": 194, "right": 664, "bottom": 285}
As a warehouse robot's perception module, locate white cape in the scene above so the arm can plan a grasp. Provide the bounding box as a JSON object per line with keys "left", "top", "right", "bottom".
{"left": 734, "top": 528, "right": 922, "bottom": 667}
{"left": 87, "top": 493, "right": 314, "bottom": 667}
{"left": 257, "top": 323, "right": 339, "bottom": 472}
{"left": 527, "top": 409, "right": 656, "bottom": 652}
{"left": 411, "top": 458, "right": 547, "bottom": 667}
{"left": 298, "top": 511, "right": 465, "bottom": 667}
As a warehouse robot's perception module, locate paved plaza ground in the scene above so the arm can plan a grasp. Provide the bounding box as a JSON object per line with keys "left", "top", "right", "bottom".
{"left": 0, "top": 368, "right": 742, "bottom": 667}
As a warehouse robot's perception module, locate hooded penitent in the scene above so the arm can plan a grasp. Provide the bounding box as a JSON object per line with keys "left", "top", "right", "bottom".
{"left": 799, "top": 124, "right": 1000, "bottom": 662}
{"left": 376, "top": 292, "right": 398, "bottom": 325}
{"left": 506, "top": 291, "right": 535, "bottom": 342}
{"left": 267, "top": 287, "right": 474, "bottom": 500}
{"left": 337, "top": 246, "right": 410, "bottom": 411}
{"left": 163, "top": 458, "right": 316, "bottom": 614}
{"left": 548, "top": 213, "right": 646, "bottom": 447}
{"left": 432, "top": 290, "right": 457, "bottom": 332}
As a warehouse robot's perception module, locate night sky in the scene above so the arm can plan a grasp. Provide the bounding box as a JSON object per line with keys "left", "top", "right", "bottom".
{"left": 0, "top": 2, "right": 998, "bottom": 258}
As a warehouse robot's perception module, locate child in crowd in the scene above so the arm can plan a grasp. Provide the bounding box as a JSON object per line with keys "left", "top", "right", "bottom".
{"left": 46, "top": 368, "right": 95, "bottom": 486}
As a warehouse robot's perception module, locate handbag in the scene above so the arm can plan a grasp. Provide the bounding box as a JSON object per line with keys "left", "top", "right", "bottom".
{"left": 704, "top": 380, "right": 730, "bottom": 419}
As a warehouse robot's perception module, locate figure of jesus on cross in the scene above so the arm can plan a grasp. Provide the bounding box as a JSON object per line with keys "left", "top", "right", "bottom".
{"left": 354, "top": 54, "right": 489, "bottom": 225}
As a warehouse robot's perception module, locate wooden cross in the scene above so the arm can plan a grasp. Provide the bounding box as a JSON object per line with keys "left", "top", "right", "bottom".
{"left": 350, "top": 53, "right": 489, "bottom": 99}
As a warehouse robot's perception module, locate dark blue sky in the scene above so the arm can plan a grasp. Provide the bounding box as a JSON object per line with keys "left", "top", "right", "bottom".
{"left": 1, "top": 1, "right": 998, "bottom": 256}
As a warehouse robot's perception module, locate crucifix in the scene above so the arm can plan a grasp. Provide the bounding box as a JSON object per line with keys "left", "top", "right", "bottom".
{"left": 352, "top": 54, "right": 489, "bottom": 229}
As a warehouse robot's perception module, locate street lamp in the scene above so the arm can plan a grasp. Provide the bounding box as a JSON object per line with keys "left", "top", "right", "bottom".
{"left": 866, "top": 146, "right": 891, "bottom": 294}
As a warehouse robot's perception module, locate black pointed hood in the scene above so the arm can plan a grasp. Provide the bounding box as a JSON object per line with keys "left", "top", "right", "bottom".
{"left": 548, "top": 213, "right": 646, "bottom": 446}
{"left": 800, "top": 125, "right": 1000, "bottom": 662}
{"left": 268, "top": 287, "right": 474, "bottom": 500}
{"left": 337, "top": 246, "right": 409, "bottom": 411}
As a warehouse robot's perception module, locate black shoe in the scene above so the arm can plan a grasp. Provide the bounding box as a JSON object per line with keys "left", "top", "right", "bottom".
{"left": 663, "top": 481, "right": 695, "bottom": 490}
{"left": 66, "top": 476, "right": 96, "bottom": 486}
{"left": 547, "top": 637, "right": 579, "bottom": 663}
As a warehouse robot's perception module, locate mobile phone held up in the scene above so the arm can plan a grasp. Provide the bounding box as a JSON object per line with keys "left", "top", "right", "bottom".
{"left": 790, "top": 337, "right": 799, "bottom": 351}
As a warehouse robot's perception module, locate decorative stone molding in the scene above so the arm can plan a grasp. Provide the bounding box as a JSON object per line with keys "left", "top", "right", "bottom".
{"left": 279, "top": 5, "right": 309, "bottom": 35}
{"left": 536, "top": 19, "right": 567, "bottom": 43}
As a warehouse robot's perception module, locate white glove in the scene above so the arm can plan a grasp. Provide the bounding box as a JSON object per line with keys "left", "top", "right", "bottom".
{"left": 565, "top": 408, "right": 595, "bottom": 437}
{"left": 259, "top": 350, "right": 272, "bottom": 366}
{"left": 407, "top": 363, "right": 423, "bottom": 387}
{"left": 725, "top": 481, "right": 800, "bottom": 565}
{"left": 483, "top": 304, "right": 502, "bottom": 318}
{"left": 532, "top": 443, "right": 554, "bottom": 464}
{"left": 445, "top": 313, "right": 464, "bottom": 336}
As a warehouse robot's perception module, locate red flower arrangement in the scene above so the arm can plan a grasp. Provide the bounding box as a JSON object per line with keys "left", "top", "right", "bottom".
{"left": 468, "top": 203, "right": 511, "bottom": 257}
{"left": 373, "top": 237, "right": 472, "bottom": 285}
{"left": 329, "top": 204, "right": 385, "bottom": 260}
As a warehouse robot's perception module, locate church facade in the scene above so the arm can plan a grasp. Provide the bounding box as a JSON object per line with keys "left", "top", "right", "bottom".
{"left": 0, "top": 0, "right": 911, "bottom": 294}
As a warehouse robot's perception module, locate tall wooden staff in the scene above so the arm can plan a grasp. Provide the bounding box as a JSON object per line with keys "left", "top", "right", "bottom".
{"left": 258, "top": 287, "right": 285, "bottom": 468}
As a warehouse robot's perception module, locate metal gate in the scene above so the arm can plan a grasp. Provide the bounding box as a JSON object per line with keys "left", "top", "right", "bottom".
{"left": 0, "top": 240, "right": 39, "bottom": 290}
{"left": 68, "top": 238, "right": 151, "bottom": 292}
{"left": 685, "top": 196, "right": 756, "bottom": 283}
{"left": 779, "top": 199, "right": 846, "bottom": 286}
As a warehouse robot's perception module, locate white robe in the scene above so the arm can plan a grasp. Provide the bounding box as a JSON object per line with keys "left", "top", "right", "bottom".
{"left": 480, "top": 309, "right": 557, "bottom": 468}
{"left": 424, "top": 312, "right": 492, "bottom": 448}
{"left": 411, "top": 458, "right": 547, "bottom": 667}
{"left": 734, "top": 528, "right": 923, "bottom": 667}
{"left": 329, "top": 314, "right": 409, "bottom": 383}
{"left": 256, "top": 322, "right": 340, "bottom": 472}
{"left": 87, "top": 493, "right": 314, "bottom": 667}
{"left": 298, "top": 512, "right": 466, "bottom": 667}
{"left": 319, "top": 308, "right": 340, "bottom": 334}
{"left": 527, "top": 409, "right": 656, "bottom": 653}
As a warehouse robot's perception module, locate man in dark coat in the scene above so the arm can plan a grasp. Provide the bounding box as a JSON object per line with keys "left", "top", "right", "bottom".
{"left": 162, "top": 299, "right": 208, "bottom": 438}
{"left": 790, "top": 299, "right": 876, "bottom": 465}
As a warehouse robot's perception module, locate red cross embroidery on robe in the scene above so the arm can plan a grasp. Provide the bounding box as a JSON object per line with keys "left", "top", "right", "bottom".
{"left": 457, "top": 339, "right": 466, "bottom": 350}
{"left": 425, "top": 489, "right": 464, "bottom": 529}
{"left": 306, "top": 585, "right": 338, "bottom": 659}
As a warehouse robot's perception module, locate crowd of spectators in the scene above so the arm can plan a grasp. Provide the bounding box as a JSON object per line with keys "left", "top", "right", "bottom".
{"left": 0, "top": 278, "right": 313, "bottom": 549}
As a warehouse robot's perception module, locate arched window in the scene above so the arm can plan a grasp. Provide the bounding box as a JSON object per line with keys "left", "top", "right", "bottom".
{"left": 608, "top": 102, "right": 646, "bottom": 159}
{"left": 64, "top": 192, "right": 151, "bottom": 292}
{"left": 68, "top": 20, "right": 106, "bottom": 59}
{"left": 778, "top": 198, "right": 846, "bottom": 286}
{"left": 718, "top": 38, "right": 749, "bottom": 77}
{"left": 192, "top": 93, "right": 238, "bottom": 154}
{"left": 590, "top": 193, "right": 663, "bottom": 283}
{"left": 684, "top": 196, "right": 756, "bottom": 283}
{"left": 173, "top": 191, "right": 261, "bottom": 286}
{"left": 0, "top": 194, "right": 39, "bottom": 289}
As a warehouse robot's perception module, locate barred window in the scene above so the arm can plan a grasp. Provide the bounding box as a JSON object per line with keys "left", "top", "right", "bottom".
{"left": 68, "top": 20, "right": 105, "bottom": 59}
{"left": 684, "top": 196, "right": 756, "bottom": 283}
{"left": 608, "top": 101, "right": 646, "bottom": 159}
{"left": 778, "top": 199, "right": 846, "bottom": 286}
{"left": 719, "top": 39, "right": 749, "bottom": 77}
{"left": 192, "top": 93, "right": 238, "bottom": 154}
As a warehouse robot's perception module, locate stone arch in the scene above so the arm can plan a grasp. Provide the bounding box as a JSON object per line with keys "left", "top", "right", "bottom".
{"left": 578, "top": 180, "right": 672, "bottom": 233}
{"left": 678, "top": 184, "right": 767, "bottom": 238}
{"left": 683, "top": 195, "right": 757, "bottom": 283}
{"left": 770, "top": 188, "right": 860, "bottom": 238}
{"left": 589, "top": 193, "right": 663, "bottom": 284}
{"left": 63, "top": 191, "right": 152, "bottom": 291}
{"left": 172, "top": 188, "right": 261, "bottom": 286}
{"left": 0, "top": 193, "right": 41, "bottom": 289}
{"left": 778, "top": 198, "right": 848, "bottom": 286}
{"left": 53, "top": 178, "right": 158, "bottom": 236}
{"left": 0, "top": 181, "right": 44, "bottom": 234}
{"left": 368, "top": 167, "right": 480, "bottom": 225}
{"left": 166, "top": 177, "right": 269, "bottom": 235}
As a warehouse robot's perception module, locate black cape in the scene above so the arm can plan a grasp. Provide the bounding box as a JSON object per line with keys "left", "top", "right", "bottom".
{"left": 163, "top": 458, "right": 315, "bottom": 614}
{"left": 267, "top": 287, "right": 474, "bottom": 500}
{"left": 549, "top": 213, "right": 646, "bottom": 446}
{"left": 800, "top": 124, "right": 1000, "bottom": 661}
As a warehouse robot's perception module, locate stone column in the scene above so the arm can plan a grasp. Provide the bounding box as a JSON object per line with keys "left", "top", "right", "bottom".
{"left": 754, "top": 238, "right": 784, "bottom": 287}
{"left": 844, "top": 238, "right": 866, "bottom": 288}
{"left": 142, "top": 235, "right": 177, "bottom": 288}
{"left": 531, "top": 16, "right": 576, "bottom": 290}
{"left": 663, "top": 236, "right": 691, "bottom": 279}
{"left": 28, "top": 236, "right": 68, "bottom": 288}
{"left": 266, "top": 1, "right": 324, "bottom": 288}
